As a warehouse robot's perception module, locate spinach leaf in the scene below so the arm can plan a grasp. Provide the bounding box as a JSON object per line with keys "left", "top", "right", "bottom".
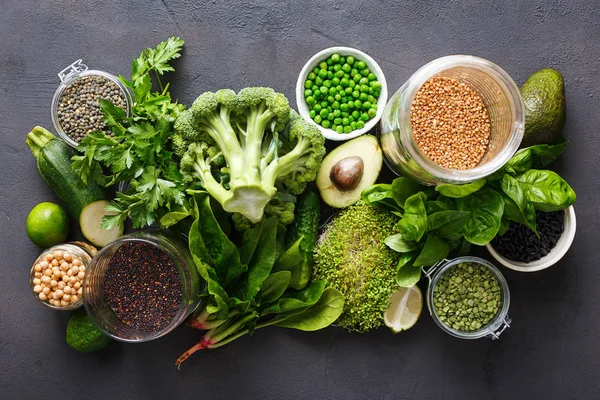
{"left": 259, "top": 271, "right": 291, "bottom": 304}
{"left": 361, "top": 184, "right": 400, "bottom": 211}
{"left": 435, "top": 179, "right": 487, "bottom": 198}
{"left": 498, "top": 216, "right": 511, "bottom": 236}
{"left": 239, "top": 223, "right": 262, "bottom": 266}
{"left": 516, "top": 169, "right": 577, "bottom": 211}
{"left": 457, "top": 188, "right": 505, "bottom": 245}
{"left": 395, "top": 251, "right": 420, "bottom": 287}
{"left": 384, "top": 233, "right": 419, "bottom": 252}
{"left": 159, "top": 210, "right": 189, "bottom": 229}
{"left": 190, "top": 193, "right": 245, "bottom": 284}
{"left": 413, "top": 235, "right": 451, "bottom": 267}
{"left": 425, "top": 200, "right": 451, "bottom": 214}
{"left": 241, "top": 217, "right": 278, "bottom": 300}
{"left": 397, "top": 192, "right": 428, "bottom": 242}
{"left": 391, "top": 177, "right": 426, "bottom": 207}
{"left": 271, "top": 236, "right": 303, "bottom": 289}
{"left": 262, "top": 280, "right": 327, "bottom": 315}
{"left": 500, "top": 174, "right": 537, "bottom": 234}
{"left": 274, "top": 288, "right": 344, "bottom": 331}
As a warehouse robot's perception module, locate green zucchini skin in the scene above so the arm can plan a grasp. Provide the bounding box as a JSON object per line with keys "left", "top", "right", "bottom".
{"left": 28, "top": 127, "right": 107, "bottom": 220}
{"left": 287, "top": 186, "right": 321, "bottom": 289}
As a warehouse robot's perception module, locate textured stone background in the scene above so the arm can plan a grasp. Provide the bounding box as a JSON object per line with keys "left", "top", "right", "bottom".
{"left": 1, "top": 1, "right": 599, "bottom": 399}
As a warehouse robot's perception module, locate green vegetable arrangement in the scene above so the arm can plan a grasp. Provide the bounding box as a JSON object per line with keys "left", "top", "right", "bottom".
{"left": 72, "top": 37, "right": 187, "bottom": 229}
{"left": 363, "top": 139, "right": 576, "bottom": 287}
{"left": 176, "top": 192, "right": 343, "bottom": 367}
{"left": 173, "top": 88, "right": 326, "bottom": 227}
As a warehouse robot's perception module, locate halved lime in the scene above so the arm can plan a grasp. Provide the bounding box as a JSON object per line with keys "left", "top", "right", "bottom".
{"left": 384, "top": 286, "right": 422, "bottom": 333}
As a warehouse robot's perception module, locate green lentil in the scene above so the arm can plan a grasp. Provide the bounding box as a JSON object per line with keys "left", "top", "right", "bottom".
{"left": 433, "top": 262, "right": 502, "bottom": 332}
{"left": 304, "top": 53, "right": 380, "bottom": 133}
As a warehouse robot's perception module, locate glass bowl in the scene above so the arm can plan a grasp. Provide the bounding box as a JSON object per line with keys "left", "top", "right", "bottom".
{"left": 83, "top": 231, "right": 202, "bottom": 343}
{"left": 424, "top": 256, "right": 511, "bottom": 339}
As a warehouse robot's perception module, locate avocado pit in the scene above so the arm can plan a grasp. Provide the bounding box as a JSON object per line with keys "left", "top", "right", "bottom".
{"left": 330, "top": 156, "right": 364, "bottom": 191}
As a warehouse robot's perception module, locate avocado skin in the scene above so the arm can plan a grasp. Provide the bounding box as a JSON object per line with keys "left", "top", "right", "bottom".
{"left": 520, "top": 68, "right": 566, "bottom": 147}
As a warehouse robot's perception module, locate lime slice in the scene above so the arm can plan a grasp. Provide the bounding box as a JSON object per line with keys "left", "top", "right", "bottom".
{"left": 384, "top": 286, "right": 422, "bottom": 333}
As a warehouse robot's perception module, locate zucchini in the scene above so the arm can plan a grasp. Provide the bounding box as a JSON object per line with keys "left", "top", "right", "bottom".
{"left": 286, "top": 185, "right": 321, "bottom": 289}
{"left": 26, "top": 127, "right": 122, "bottom": 247}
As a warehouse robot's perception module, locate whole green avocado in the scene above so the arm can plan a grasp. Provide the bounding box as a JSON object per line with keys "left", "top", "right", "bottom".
{"left": 520, "top": 68, "right": 566, "bottom": 147}
{"left": 66, "top": 310, "right": 111, "bottom": 353}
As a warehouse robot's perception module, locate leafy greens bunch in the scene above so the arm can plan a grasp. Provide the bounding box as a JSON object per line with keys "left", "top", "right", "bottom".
{"left": 176, "top": 192, "right": 344, "bottom": 367}
{"left": 72, "top": 37, "right": 187, "bottom": 229}
{"left": 172, "top": 88, "right": 326, "bottom": 228}
{"left": 363, "top": 139, "right": 576, "bottom": 287}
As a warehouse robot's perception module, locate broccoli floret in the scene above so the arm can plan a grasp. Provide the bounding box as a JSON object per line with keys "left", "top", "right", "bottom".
{"left": 176, "top": 87, "right": 325, "bottom": 223}
{"left": 231, "top": 197, "right": 295, "bottom": 232}
{"left": 313, "top": 202, "right": 401, "bottom": 333}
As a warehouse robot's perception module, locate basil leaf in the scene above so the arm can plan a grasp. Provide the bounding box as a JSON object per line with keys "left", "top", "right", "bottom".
{"left": 435, "top": 179, "right": 487, "bottom": 198}
{"left": 504, "top": 149, "right": 533, "bottom": 175}
{"left": 397, "top": 192, "right": 428, "bottom": 242}
{"left": 498, "top": 216, "right": 511, "bottom": 236}
{"left": 456, "top": 238, "right": 471, "bottom": 256}
{"left": 396, "top": 251, "right": 421, "bottom": 287}
{"left": 413, "top": 235, "right": 451, "bottom": 267}
{"left": 457, "top": 188, "right": 505, "bottom": 245}
{"left": 274, "top": 288, "right": 344, "bottom": 331}
{"left": 427, "top": 210, "right": 471, "bottom": 234}
{"left": 260, "top": 271, "right": 292, "bottom": 304}
{"left": 516, "top": 169, "right": 577, "bottom": 211}
{"left": 527, "top": 137, "right": 568, "bottom": 168}
{"left": 361, "top": 184, "right": 401, "bottom": 212}
{"left": 391, "top": 177, "right": 426, "bottom": 207}
{"left": 384, "top": 234, "right": 418, "bottom": 252}
{"left": 500, "top": 174, "right": 537, "bottom": 234}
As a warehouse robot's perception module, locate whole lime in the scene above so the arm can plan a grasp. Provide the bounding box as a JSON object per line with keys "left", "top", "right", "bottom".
{"left": 26, "top": 202, "right": 69, "bottom": 247}
{"left": 66, "top": 310, "right": 111, "bottom": 353}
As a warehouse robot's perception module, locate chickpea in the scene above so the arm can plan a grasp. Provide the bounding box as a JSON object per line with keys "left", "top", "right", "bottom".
{"left": 64, "top": 286, "right": 72, "bottom": 294}
{"left": 77, "top": 288, "right": 83, "bottom": 296}
{"left": 74, "top": 282, "right": 81, "bottom": 290}
{"left": 58, "top": 281, "right": 66, "bottom": 289}
{"left": 60, "top": 262, "right": 69, "bottom": 271}
{"left": 53, "top": 250, "right": 63, "bottom": 259}
{"left": 40, "top": 260, "right": 49, "bottom": 268}
{"left": 62, "top": 275, "right": 70, "bottom": 282}
{"left": 60, "top": 300, "right": 69, "bottom": 307}
{"left": 50, "top": 280, "right": 58, "bottom": 287}
{"left": 41, "top": 276, "right": 51, "bottom": 284}
{"left": 38, "top": 292, "right": 47, "bottom": 301}
{"left": 44, "top": 254, "right": 54, "bottom": 262}
{"left": 33, "top": 278, "right": 41, "bottom": 285}
{"left": 78, "top": 271, "right": 85, "bottom": 280}
{"left": 34, "top": 264, "right": 42, "bottom": 272}
{"left": 63, "top": 294, "right": 71, "bottom": 302}
{"left": 44, "top": 269, "right": 52, "bottom": 276}
{"left": 33, "top": 285, "right": 42, "bottom": 293}
{"left": 54, "top": 289, "right": 64, "bottom": 298}
{"left": 34, "top": 272, "right": 42, "bottom": 278}
{"left": 63, "top": 253, "right": 72, "bottom": 262}
{"left": 72, "top": 258, "right": 81, "bottom": 266}
{"left": 51, "top": 259, "right": 59, "bottom": 266}
{"left": 69, "top": 276, "right": 77, "bottom": 284}
{"left": 67, "top": 269, "right": 74, "bottom": 276}
{"left": 79, "top": 266, "right": 86, "bottom": 272}
{"left": 42, "top": 287, "right": 51, "bottom": 295}
{"left": 71, "top": 295, "right": 79, "bottom": 303}
{"left": 71, "top": 266, "right": 80, "bottom": 275}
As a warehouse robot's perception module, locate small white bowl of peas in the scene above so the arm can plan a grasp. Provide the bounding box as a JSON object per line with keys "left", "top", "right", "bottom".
{"left": 296, "top": 47, "right": 388, "bottom": 141}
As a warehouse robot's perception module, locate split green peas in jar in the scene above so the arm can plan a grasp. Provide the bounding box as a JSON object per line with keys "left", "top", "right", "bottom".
{"left": 304, "top": 54, "right": 381, "bottom": 134}
{"left": 433, "top": 262, "right": 501, "bottom": 332}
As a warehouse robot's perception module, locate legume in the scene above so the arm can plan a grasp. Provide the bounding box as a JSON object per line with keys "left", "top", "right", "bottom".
{"left": 491, "top": 211, "right": 564, "bottom": 263}
{"left": 104, "top": 242, "right": 182, "bottom": 332}
{"left": 433, "top": 262, "right": 501, "bottom": 332}
{"left": 57, "top": 75, "right": 127, "bottom": 143}
{"left": 410, "top": 77, "right": 491, "bottom": 170}
{"left": 304, "top": 53, "right": 381, "bottom": 134}
{"left": 32, "top": 250, "right": 86, "bottom": 307}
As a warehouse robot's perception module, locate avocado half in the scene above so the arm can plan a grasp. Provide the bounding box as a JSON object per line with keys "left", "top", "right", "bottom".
{"left": 520, "top": 68, "right": 566, "bottom": 147}
{"left": 317, "top": 135, "right": 383, "bottom": 208}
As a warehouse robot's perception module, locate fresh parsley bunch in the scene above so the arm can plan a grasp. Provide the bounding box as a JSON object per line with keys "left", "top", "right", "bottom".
{"left": 72, "top": 37, "right": 187, "bottom": 229}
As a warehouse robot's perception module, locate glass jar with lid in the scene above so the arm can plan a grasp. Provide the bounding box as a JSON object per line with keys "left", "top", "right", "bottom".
{"left": 51, "top": 59, "right": 131, "bottom": 148}
{"left": 380, "top": 55, "right": 524, "bottom": 185}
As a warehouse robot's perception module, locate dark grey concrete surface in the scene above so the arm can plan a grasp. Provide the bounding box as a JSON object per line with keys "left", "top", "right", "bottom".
{"left": 1, "top": 1, "right": 600, "bottom": 399}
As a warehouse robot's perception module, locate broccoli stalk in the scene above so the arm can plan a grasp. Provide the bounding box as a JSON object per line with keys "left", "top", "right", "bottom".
{"left": 176, "top": 88, "right": 325, "bottom": 223}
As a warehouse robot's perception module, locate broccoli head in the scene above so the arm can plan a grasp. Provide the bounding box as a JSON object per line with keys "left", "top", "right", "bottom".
{"left": 175, "top": 87, "right": 325, "bottom": 223}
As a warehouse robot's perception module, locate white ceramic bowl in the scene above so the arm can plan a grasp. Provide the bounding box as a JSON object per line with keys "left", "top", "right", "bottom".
{"left": 486, "top": 206, "right": 576, "bottom": 272}
{"left": 296, "top": 47, "right": 388, "bottom": 141}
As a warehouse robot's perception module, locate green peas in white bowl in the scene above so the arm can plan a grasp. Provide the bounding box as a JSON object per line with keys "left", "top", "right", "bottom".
{"left": 296, "top": 47, "right": 388, "bottom": 141}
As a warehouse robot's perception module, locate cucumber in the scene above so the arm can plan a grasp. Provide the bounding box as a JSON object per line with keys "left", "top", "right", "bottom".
{"left": 26, "top": 126, "right": 122, "bottom": 247}
{"left": 286, "top": 185, "right": 320, "bottom": 289}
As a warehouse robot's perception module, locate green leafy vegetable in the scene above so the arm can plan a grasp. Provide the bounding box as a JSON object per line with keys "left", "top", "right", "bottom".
{"left": 397, "top": 192, "right": 428, "bottom": 242}
{"left": 413, "top": 235, "right": 450, "bottom": 267}
{"left": 457, "top": 188, "right": 504, "bottom": 245}
{"left": 500, "top": 174, "right": 537, "bottom": 234}
{"left": 516, "top": 169, "right": 576, "bottom": 211}
{"left": 435, "top": 179, "right": 486, "bottom": 198}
